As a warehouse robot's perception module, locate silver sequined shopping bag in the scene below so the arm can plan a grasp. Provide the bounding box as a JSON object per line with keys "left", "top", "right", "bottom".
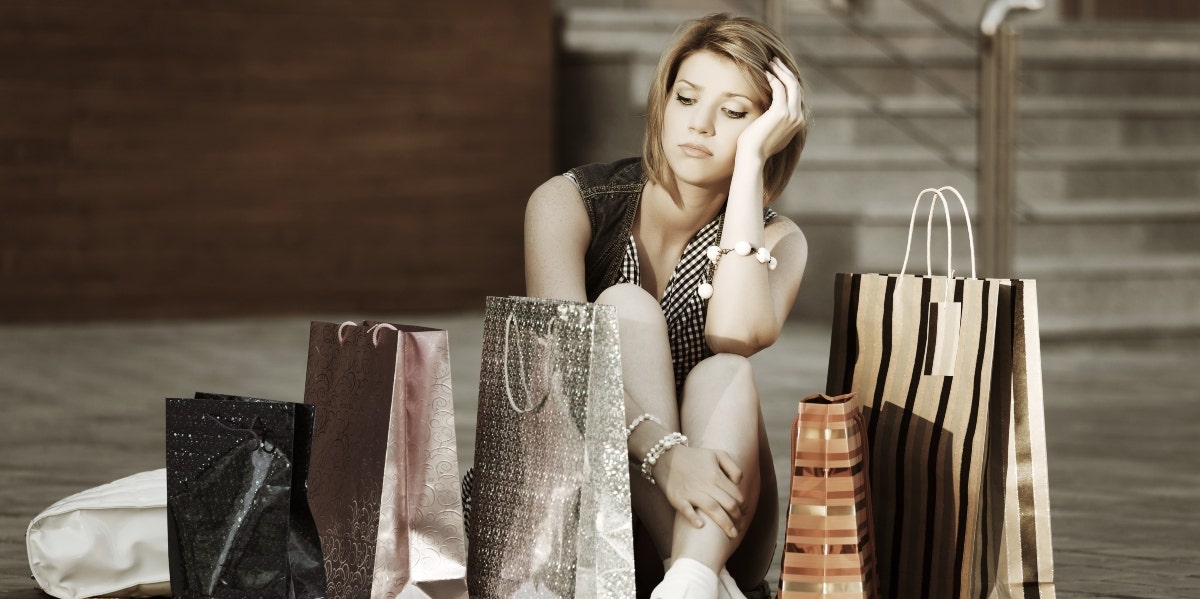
{"left": 467, "top": 296, "right": 635, "bottom": 599}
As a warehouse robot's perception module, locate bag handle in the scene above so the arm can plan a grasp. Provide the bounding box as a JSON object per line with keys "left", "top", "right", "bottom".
{"left": 502, "top": 312, "right": 554, "bottom": 414}
{"left": 336, "top": 321, "right": 395, "bottom": 348}
{"left": 899, "top": 186, "right": 977, "bottom": 280}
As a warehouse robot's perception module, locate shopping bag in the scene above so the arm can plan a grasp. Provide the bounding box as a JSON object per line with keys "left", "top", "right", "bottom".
{"left": 991, "top": 280, "right": 1056, "bottom": 599}
{"left": 28, "top": 469, "right": 170, "bottom": 599}
{"left": 166, "top": 392, "right": 326, "bottom": 599}
{"left": 304, "top": 320, "right": 468, "bottom": 599}
{"left": 824, "top": 187, "right": 1055, "bottom": 598}
{"left": 779, "top": 393, "right": 876, "bottom": 599}
{"left": 466, "top": 296, "right": 635, "bottom": 598}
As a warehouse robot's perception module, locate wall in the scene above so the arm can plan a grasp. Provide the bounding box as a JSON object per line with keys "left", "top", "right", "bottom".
{"left": 0, "top": 1, "right": 553, "bottom": 321}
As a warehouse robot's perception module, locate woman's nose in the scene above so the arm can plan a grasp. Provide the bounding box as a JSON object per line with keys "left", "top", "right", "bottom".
{"left": 688, "top": 111, "right": 713, "bottom": 136}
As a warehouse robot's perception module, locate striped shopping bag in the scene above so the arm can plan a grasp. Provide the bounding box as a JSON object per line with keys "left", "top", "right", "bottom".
{"left": 824, "top": 187, "right": 1055, "bottom": 599}
{"left": 779, "top": 393, "right": 877, "bottom": 599}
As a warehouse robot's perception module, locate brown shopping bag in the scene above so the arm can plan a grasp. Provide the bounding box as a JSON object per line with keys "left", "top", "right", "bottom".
{"left": 825, "top": 187, "right": 1055, "bottom": 599}
{"left": 779, "top": 393, "right": 877, "bottom": 599}
{"left": 304, "top": 321, "right": 468, "bottom": 599}
{"left": 466, "top": 296, "right": 635, "bottom": 599}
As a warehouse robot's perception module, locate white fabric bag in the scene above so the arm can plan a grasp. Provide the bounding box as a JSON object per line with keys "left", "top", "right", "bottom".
{"left": 27, "top": 468, "right": 171, "bottom": 599}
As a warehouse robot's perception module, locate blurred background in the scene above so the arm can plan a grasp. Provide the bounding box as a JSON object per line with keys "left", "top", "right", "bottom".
{"left": 2, "top": 2, "right": 1199, "bottom": 595}
{"left": 2, "top": 0, "right": 1198, "bottom": 337}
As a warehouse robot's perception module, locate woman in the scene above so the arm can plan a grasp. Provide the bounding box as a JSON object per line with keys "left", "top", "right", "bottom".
{"left": 525, "top": 13, "right": 810, "bottom": 599}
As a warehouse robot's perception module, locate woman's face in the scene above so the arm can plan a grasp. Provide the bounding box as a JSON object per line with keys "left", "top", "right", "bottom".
{"left": 660, "top": 50, "right": 765, "bottom": 192}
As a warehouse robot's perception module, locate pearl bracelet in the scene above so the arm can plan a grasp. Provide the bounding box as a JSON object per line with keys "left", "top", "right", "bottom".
{"left": 626, "top": 413, "right": 664, "bottom": 440}
{"left": 640, "top": 432, "right": 689, "bottom": 485}
{"left": 697, "top": 241, "right": 778, "bottom": 299}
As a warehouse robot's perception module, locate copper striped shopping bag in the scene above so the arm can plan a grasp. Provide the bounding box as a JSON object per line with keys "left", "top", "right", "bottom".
{"left": 779, "top": 393, "right": 877, "bottom": 599}
{"left": 825, "top": 187, "right": 1055, "bottom": 599}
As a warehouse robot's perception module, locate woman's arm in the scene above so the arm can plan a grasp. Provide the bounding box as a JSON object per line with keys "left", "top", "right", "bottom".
{"left": 524, "top": 175, "right": 590, "bottom": 302}
{"left": 705, "top": 58, "right": 808, "bottom": 355}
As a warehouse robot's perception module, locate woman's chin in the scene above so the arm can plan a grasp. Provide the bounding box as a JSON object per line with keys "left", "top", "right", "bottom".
{"left": 667, "top": 160, "right": 732, "bottom": 191}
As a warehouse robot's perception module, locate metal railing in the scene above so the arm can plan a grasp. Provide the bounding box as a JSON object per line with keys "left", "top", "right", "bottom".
{"left": 765, "top": 0, "right": 1042, "bottom": 278}
{"left": 979, "top": 0, "right": 1042, "bottom": 277}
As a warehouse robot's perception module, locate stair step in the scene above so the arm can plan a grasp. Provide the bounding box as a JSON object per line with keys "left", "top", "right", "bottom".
{"left": 796, "top": 197, "right": 1200, "bottom": 224}
{"left": 1022, "top": 199, "right": 1200, "bottom": 223}
{"left": 796, "top": 146, "right": 1200, "bottom": 168}
{"left": 811, "top": 95, "right": 1200, "bottom": 118}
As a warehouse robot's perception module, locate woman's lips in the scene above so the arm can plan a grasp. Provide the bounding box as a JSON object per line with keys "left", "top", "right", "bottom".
{"left": 679, "top": 143, "right": 712, "bottom": 158}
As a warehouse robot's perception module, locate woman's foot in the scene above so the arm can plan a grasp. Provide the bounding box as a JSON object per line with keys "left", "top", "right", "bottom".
{"left": 650, "top": 558, "right": 719, "bottom": 599}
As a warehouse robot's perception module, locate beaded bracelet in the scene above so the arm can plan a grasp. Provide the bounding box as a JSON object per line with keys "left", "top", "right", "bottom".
{"left": 626, "top": 413, "right": 664, "bottom": 440}
{"left": 697, "top": 241, "right": 779, "bottom": 299}
{"left": 640, "top": 432, "right": 689, "bottom": 485}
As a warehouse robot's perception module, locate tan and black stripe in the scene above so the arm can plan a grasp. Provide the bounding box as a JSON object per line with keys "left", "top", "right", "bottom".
{"left": 825, "top": 273, "right": 1015, "bottom": 599}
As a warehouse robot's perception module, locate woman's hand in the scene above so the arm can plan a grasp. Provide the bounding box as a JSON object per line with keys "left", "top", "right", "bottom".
{"left": 736, "top": 57, "right": 805, "bottom": 164}
{"left": 654, "top": 445, "right": 745, "bottom": 538}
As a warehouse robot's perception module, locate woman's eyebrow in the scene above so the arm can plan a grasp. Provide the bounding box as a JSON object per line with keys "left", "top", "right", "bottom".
{"left": 677, "top": 79, "right": 752, "bottom": 101}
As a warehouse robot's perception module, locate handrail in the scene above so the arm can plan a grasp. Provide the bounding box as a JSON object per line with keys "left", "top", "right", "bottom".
{"left": 785, "top": 1, "right": 978, "bottom": 172}
{"left": 981, "top": 0, "right": 1044, "bottom": 36}
{"left": 978, "top": 0, "right": 1043, "bottom": 277}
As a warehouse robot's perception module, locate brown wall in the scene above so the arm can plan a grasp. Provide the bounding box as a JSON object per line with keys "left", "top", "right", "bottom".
{"left": 0, "top": 1, "right": 553, "bottom": 321}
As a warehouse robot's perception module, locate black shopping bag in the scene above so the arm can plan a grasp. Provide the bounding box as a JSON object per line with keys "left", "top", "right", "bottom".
{"left": 166, "top": 392, "right": 326, "bottom": 598}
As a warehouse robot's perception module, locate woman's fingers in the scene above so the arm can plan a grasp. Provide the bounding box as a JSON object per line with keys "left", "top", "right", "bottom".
{"left": 764, "top": 70, "right": 787, "bottom": 119}
{"left": 715, "top": 449, "right": 744, "bottom": 487}
{"left": 670, "top": 494, "right": 706, "bottom": 530}
{"left": 770, "top": 58, "right": 802, "bottom": 123}
{"left": 696, "top": 496, "right": 739, "bottom": 538}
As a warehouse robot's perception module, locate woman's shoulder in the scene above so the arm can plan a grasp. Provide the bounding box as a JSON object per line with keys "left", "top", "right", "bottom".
{"left": 763, "top": 212, "right": 807, "bottom": 256}
{"left": 563, "top": 157, "right": 645, "bottom": 197}
{"left": 528, "top": 174, "right": 585, "bottom": 217}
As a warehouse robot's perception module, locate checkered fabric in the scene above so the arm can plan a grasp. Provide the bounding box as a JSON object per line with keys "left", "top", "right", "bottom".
{"left": 618, "top": 207, "right": 777, "bottom": 390}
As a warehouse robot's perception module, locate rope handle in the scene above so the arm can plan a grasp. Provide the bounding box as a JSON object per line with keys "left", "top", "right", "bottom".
{"left": 502, "top": 312, "right": 556, "bottom": 414}
{"left": 336, "top": 321, "right": 397, "bottom": 348}
{"left": 899, "top": 186, "right": 977, "bottom": 280}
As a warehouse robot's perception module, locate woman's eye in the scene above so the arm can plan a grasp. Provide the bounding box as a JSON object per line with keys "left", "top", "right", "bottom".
{"left": 723, "top": 108, "right": 748, "bottom": 119}
{"left": 675, "top": 93, "right": 696, "bottom": 105}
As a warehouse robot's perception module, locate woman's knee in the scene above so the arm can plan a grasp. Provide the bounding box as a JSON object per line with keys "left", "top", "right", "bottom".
{"left": 689, "top": 353, "right": 755, "bottom": 388}
{"left": 596, "top": 283, "right": 664, "bottom": 325}
{"left": 682, "top": 354, "right": 759, "bottom": 410}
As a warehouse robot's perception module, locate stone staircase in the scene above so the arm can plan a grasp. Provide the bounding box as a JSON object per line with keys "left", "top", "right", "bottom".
{"left": 558, "top": 4, "right": 1200, "bottom": 337}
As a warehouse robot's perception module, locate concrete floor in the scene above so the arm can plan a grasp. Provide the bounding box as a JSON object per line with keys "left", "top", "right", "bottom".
{"left": 1, "top": 313, "right": 1197, "bottom": 598}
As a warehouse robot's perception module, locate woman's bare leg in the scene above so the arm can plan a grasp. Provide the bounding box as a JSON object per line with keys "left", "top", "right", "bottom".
{"left": 595, "top": 283, "right": 680, "bottom": 560}
{"left": 726, "top": 414, "right": 778, "bottom": 589}
{"left": 596, "top": 284, "right": 778, "bottom": 587}
{"left": 670, "top": 353, "right": 778, "bottom": 587}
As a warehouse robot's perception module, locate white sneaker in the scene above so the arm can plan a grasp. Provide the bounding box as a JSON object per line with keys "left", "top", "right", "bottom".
{"left": 716, "top": 568, "right": 747, "bottom": 599}
{"left": 650, "top": 557, "right": 719, "bottom": 599}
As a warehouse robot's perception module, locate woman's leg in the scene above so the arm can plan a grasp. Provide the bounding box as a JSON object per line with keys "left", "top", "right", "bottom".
{"left": 595, "top": 283, "right": 680, "bottom": 561}
{"left": 726, "top": 414, "right": 778, "bottom": 589}
{"left": 670, "top": 353, "right": 778, "bottom": 586}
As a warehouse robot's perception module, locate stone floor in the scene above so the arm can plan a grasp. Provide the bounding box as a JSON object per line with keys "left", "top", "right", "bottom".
{"left": 1, "top": 313, "right": 1197, "bottom": 598}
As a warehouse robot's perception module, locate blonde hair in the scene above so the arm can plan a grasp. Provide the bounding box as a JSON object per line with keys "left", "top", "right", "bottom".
{"left": 642, "top": 13, "right": 810, "bottom": 204}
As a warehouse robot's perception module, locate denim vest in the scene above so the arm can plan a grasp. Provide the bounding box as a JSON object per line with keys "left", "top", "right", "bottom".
{"left": 565, "top": 157, "right": 646, "bottom": 301}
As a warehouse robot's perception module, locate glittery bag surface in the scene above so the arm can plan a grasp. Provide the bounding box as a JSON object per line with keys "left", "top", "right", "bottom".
{"left": 467, "top": 296, "right": 634, "bottom": 599}
{"left": 166, "top": 392, "right": 326, "bottom": 599}
{"left": 304, "top": 321, "right": 468, "bottom": 599}
{"left": 779, "top": 393, "right": 877, "bottom": 599}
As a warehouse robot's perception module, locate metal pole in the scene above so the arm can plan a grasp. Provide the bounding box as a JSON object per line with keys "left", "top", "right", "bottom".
{"left": 765, "top": 0, "right": 784, "bottom": 36}
{"left": 978, "top": 0, "right": 1042, "bottom": 278}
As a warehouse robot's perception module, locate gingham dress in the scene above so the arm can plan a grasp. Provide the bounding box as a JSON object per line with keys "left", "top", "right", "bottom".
{"left": 619, "top": 207, "right": 778, "bottom": 391}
